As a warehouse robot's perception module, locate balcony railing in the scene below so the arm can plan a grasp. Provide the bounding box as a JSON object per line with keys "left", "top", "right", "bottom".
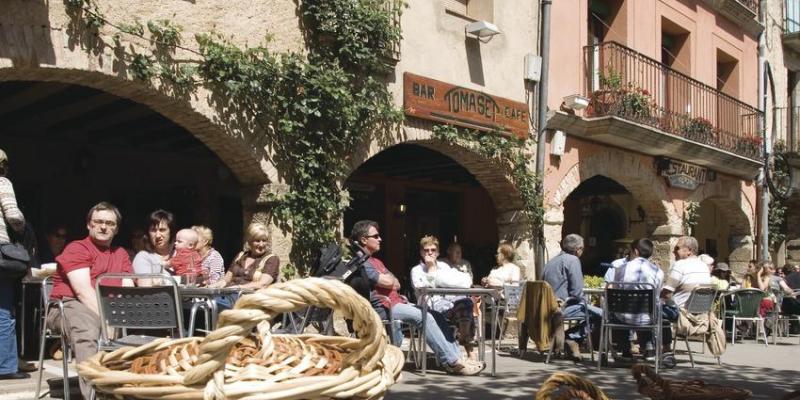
{"left": 584, "top": 42, "right": 763, "bottom": 160}
{"left": 773, "top": 106, "right": 800, "bottom": 153}
{"left": 737, "top": 0, "right": 759, "bottom": 15}
{"left": 786, "top": 0, "right": 800, "bottom": 35}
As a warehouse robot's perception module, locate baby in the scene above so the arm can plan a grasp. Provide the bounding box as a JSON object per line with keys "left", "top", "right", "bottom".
{"left": 169, "top": 228, "right": 204, "bottom": 278}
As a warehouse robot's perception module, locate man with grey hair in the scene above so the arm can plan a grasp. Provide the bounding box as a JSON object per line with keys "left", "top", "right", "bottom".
{"left": 542, "top": 233, "right": 601, "bottom": 360}
{"left": 662, "top": 236, "right": 711, "bottom": 308}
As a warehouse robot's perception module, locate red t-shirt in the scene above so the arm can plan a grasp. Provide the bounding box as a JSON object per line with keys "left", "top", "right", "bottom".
{"left": 50, "top": 236, "right": 133, "bottom": 300}
{"left": 169, "top": 248, "right": 203, "bottom": 276}
{"left": 369, "top": 257, "right": 406, "bottom": 308}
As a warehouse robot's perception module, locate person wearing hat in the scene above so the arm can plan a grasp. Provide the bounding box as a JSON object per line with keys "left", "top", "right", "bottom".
{"left": 710, "top": 263, "right": 732, "bottom": 291}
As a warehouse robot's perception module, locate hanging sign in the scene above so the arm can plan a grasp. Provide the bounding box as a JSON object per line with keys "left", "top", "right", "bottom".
{"left": 403, "top": 72, "right": 529, "bottom": 139}
{"left": 660, "top": 158, "right": 708, "bottom": 190}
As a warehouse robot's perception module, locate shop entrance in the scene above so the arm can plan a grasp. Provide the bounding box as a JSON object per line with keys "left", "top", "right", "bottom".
{"left": 0, "top": 81, "right": 244, "bottom": 261}
{"left": 345, "top": 143, "right": 499, "bottom": 282}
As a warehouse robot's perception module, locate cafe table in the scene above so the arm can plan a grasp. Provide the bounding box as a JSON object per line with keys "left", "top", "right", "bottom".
{"left": 178, "top": 286, "right": 252, "bottom": 333}
{"left": 415, "top": 287, "right": 501, "bottom": 376}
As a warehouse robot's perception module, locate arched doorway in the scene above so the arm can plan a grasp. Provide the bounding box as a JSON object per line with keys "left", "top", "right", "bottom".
{"left": 344, "top": 143, "right": 500, "bottom": 282}
{"left": 562, "top": 175, "right": 641, "bottom": 276}
{"left": 0, "top": 81, "right": 244, "bottom": 261}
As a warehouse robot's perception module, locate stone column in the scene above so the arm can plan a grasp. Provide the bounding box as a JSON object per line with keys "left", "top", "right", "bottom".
{"left": 728, "top": 235, "right": 754, "bottom": 277}
{"left": 650, "top": 224, "right": 682, "bottom": 273}
{"left": 542, "top": 206, "right": 565, "bottom": 265}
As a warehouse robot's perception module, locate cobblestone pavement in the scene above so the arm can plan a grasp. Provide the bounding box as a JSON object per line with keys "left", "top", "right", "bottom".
{"left": 6, "top": 335, "right": 798, "bottom": 399}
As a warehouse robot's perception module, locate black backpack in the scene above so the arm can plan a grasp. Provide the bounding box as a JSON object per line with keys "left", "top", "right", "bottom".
{"left": 311, "top": 242, "right": 371, "bottom": 300}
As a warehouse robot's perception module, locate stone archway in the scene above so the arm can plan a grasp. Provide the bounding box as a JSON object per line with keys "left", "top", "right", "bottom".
{"left": 545, "top": 150, "right": 681, "bottom": 269}
{"left": 348, "top": 117, "right": 533, "bottom": 274}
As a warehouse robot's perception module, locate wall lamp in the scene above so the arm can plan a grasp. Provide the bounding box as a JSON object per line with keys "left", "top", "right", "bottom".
{"left": 562, "top": 94, "right": 590, "bottom": 110}
{"left": 465, "top": 20, "right": 501, "bottom": 42}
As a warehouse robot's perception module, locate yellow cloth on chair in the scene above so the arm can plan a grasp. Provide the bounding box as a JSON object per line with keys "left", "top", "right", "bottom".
{"left": 517, "top": 281, "right": 561, "bottom": 351}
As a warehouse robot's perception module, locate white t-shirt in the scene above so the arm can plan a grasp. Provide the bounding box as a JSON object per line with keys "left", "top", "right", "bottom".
{"left": 663, "top": 256, "right": 711, "bottom": 308}
{"left": 487, "top": 262, "right": 521, "bottom": 286}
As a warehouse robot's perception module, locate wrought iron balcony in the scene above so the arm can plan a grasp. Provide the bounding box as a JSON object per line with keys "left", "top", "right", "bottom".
{"left": 699, "top": 0, "right": 762, "bottom": 36}
{"left": 773, "top": 106, "right": 800, "bottom": 153}
{"left": 784, "top": 1, "right": 800, "bottom": 52}
{"left": 547, "top": 42, "right": 764, "bottom": 179}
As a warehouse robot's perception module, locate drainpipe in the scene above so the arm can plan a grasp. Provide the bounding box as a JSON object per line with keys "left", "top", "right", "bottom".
{"left": 758, "top": 2, "right": 769, "bottom": 261}
{"left": 535, "top": 0, "right": 552, "bottom": 279}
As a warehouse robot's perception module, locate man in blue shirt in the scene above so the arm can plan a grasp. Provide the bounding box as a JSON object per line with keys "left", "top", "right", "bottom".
{"left": 542, "top": 233, "right": 602, "bottom": 360}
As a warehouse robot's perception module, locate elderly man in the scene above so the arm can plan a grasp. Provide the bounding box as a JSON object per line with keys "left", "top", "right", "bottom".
{"left": 354, "top": 220, "right": 483, "bottom": 375}
{"left": 542, "top": 233, "right": 601, "bottom": 360}
{"left": 662, "top": 236, "right": 711, "bottom": 308}
{"left": 47, "top": 202, "right": 133, "bottom": 398}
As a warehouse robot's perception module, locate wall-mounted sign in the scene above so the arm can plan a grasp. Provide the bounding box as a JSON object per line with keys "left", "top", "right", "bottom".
{"left": 403, "top": 72, "right": 529, "bottom": 139}
{"left": 659, "top": 158, "right": 708, "bottom": 190}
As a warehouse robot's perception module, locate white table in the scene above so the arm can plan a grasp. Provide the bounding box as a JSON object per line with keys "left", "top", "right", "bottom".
{"left": 416, "top": 287, "right": 501, "bottom": 376}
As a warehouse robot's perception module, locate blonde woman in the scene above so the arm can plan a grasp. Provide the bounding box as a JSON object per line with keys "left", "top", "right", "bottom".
{"left": 210, "top": 223, "right": 279, "bottom": 309}
{"left": 192, "top": 225, "right": 224, "bottom": 285}
{"left": 481, "top": 242, "right": 521, "bottom": 288}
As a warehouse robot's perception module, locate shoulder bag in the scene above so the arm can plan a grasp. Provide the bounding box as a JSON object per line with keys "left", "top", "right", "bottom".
{"left": 0, "top": 242, "right": 30, "bottom": 278}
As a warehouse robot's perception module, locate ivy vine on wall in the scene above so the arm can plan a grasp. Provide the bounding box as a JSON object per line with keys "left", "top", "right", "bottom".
{"left": 682, "top": 201, "right": 700, "bottom": 236}
{"left": 431, "top": 124, "right": 543, "bottom": 235}
{"left": 63, "top": 0, "right": 404, "bottom": 271}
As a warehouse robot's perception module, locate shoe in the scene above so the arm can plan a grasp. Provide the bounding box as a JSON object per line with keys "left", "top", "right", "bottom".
{"left": 0, "top": 372, "right": 30, "bottom": 380}
{"left": 615, "top": 352, "right": 635, "bottom": 363}
{"left": 565, "top": 339, "right": 583, "bottom": 361}
{"left": 644, "top": 350, "right": 657, "bottom": 361}
{"left": 17, "top": 360, "right": 37, "bottom": 373}
{"left": 445, "top": 359, "right": 485, "bottom": 376}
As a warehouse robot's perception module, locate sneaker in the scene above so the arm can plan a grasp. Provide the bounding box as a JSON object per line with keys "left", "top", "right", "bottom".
{"left": 445, "top": 359, "right": 485, "bottom": 376}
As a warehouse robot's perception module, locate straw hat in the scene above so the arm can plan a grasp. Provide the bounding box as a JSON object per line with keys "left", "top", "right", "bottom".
{"left": 714, "top": 262, "right": 731, "bottom": 272}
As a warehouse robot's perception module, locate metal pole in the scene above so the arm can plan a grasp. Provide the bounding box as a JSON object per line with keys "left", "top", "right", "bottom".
{"left": 535, "top": 0, "right": 552, "bottom": 278}
{"left": 758, "top": 1, "right": 770, "bottom": 260}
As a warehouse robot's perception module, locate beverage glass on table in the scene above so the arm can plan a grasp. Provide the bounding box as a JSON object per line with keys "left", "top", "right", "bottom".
{"left": 183, "top": 273, "right": 197, "bottom": 287}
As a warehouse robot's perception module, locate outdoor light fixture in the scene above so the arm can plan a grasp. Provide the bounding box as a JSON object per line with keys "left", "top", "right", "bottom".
{"left": 465, "top": 20, "right": 501, "bottom": 41}
{"left": 563, "top": 94, "right": 590, "bottom": 110}
{"left": 396, "top": 203, "right": 407, "bottom": 216}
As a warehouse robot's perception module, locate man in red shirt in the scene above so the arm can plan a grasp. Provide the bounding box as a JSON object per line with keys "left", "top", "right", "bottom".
{"left": 353, "top": 220, "right": 483, "bottom": 375}
{"left": 47, "top": 202, "right": 133, "bottom": 398}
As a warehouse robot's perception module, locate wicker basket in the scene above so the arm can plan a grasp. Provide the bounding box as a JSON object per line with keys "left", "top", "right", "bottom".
{"left": 78, "top": 278, "right": 404, "bottom": 399}
{"left": 535, "top": 372, "right": 611, "bottom": 400}
{"left": 632, "top": 364, "right": 751, "bottom": 400}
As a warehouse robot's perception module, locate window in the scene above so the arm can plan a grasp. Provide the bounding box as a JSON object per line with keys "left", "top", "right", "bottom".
{"left": 444, "top": 0, "right": 494, "bottom": 22}
{"left": 588, "top": 0, "right": 626, "bottom": 45}
{"left": 716, "top": 49, "right": 739, "bottom": 97}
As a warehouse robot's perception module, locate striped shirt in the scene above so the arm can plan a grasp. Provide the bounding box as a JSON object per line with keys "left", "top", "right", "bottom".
{"left": 0, "top": 177, "right": 24, "bottom": 243}
{"left": 663, "top": 257, "right": 711, "bottom": 308}
{"left": 201, "top": 248, "right": 225, "bottom": 285}
{"left": 604, "top": 257, "right": 664, "bottom": 325}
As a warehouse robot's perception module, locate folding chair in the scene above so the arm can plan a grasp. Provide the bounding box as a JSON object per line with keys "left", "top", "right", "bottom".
{"left": 598, "top": 282, "right": 661, "bottom": 373}
{"left": 672, "top": 285, "right": 718, "bottom": 367}
{"left": 34, "top": 276, "right": 72, "bottom": 400}
{"left": 724, "top": 288, "right": 768, "bottom": 346}
{"left": 496, "top": 283, "right": 523, "bottom": 349}
{"left": 95, "top": 273, "right": 184, "bottom": 351}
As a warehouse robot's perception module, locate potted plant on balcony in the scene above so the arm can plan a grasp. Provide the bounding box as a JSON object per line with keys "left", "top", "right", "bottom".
{"left": 587, "top": 69, "right": 623, "bottom": 116}
{"left": 618, "top": 85, "right": 654, "bottom": 122}
{"left": 681, "top": 116, "right": 715, "bottom": 145}
{"left": 737, "top": 135, "right": 763, "bottom": 158}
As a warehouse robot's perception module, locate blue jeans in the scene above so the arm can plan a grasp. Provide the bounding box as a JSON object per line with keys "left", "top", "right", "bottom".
{"left": 214, "top": 293, "right": 240, "bottom": 311}
{"left": 563, "top": 302, "right": 603, "bottom": 342}
{"left": 0, "top": 280, "right": 19, "bottom": 374}
{"left": 390, "top": 303, "right": 461, "bottom": 365}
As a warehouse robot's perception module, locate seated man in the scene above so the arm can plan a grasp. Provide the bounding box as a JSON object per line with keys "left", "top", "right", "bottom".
{"left": 604, "top": 238, "right": 665, "bottom": 360}
{"left": 352, "top": 220, "right": 483, "bottom": 375}
{"left": 542, "top": 233, "right": 602, "bottom": 360}
{"left": 410, "top": 235, "right": 474, "bottom": 357}
{"left": 47, "top": 202, "right": 134, "bottom": 399}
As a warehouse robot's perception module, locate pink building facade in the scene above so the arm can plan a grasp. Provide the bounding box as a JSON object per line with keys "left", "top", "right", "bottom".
{"left": 545, "top": 0, "right": 763, "bottom": 275}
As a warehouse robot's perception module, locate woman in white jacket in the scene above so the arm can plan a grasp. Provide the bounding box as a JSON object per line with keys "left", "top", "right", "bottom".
{"left": 410, "top": 236, "right": 475, "bottom": 356}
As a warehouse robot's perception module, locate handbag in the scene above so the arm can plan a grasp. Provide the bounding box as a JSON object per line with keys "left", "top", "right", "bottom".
{"left": 0, "top": 242, "right": 30, "bottom": 278}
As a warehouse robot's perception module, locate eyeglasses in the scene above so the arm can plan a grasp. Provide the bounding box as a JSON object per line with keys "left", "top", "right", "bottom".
{"left": 364, "top": 234, "right": 381, "bottom": 239}
{"left": 91, "top": 219, "right": 117, "bottom": 228}
{"left": 422, "top": 248, "right": 438, "bottom": 253}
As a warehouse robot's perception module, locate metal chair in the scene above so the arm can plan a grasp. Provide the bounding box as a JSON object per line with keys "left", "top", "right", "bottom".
{"left": 598, "top": 282, "right": 662, "bottom": 373}
{"left": 724, "top": 288, "right": 769, "bottom": 346}
{"left": 34, "top": 276, "right": 72, "bottom": 400}
{"left": 95, "top": 273, "right": 184, "bottom": 351}
{"left": 496, "top": 283, "right": 523, "bottom": 349}
{"left": 777, "top": 290, "right": 800, "bottom": 344}
{"left": 546, "top": 295, "right": 594, "bottom": 363}
{"left": 672, "top": 285, "right": 718, "bottom": 367}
